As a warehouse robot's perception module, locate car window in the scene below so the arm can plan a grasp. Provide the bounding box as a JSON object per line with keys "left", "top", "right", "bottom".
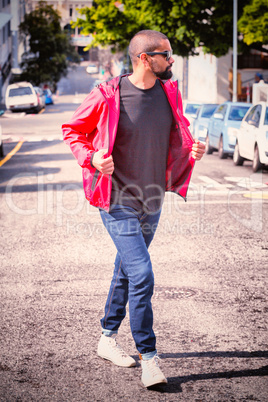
{"left": 228, "top": 106, "right": 250, "bottom": 121}
{"left": 185, "top": 104, "right": 201, "bottom": 114}
{"left": 201, "top": 105, "right": 218, "bottom": 118}
{"left": 34, "top": 87, "right": 44, "bottom": 95}
{"left": 251, "top": 105, "right": 262, "bottom": 127}
{"left": 245, "top": 106, "right": 257, "bottom": 122}
{"left": 9, "top": 87, "right": 33, "bottom": 96}
{"left": 264, "top": 107, "right": 268, "bottom": 125}
{"left": 215, "top": 104, "right": 227, "bottom": 117}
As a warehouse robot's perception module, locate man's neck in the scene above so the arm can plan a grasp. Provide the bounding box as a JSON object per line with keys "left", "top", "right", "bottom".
{"left": 128, "top": 72, "right": 157, "bottom": 90}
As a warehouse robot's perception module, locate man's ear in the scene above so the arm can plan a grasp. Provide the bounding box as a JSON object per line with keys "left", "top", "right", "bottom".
{"left": 140, "top": 53, "right": 149, "bottom": 66}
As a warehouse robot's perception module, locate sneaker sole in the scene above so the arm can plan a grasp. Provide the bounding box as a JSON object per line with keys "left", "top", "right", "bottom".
{"left": 97, "top": 351, "right": 136, "bottom": 368}
{"left": 142, "top": 377, "right": 168, "bottom": 388}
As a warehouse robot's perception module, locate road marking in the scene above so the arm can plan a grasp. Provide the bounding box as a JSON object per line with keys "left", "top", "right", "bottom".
{"left": 0, "top": 140, "right": 24, "bottom": 167}
{"left": 225, "top": 176, "right": 267, "bottom": 189}
{"left": 198, "top": 175, "right": 232, "bottom": 189}
{"left": 243, "top": 192, "right": 268, "bottom": 200}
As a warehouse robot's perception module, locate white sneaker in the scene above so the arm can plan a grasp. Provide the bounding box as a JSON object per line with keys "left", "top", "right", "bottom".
{"left": 141, "top": 355, "right": 168, "bottom": 387}
{"left": 97, "top": 334, "right": 136, "bottom": 367}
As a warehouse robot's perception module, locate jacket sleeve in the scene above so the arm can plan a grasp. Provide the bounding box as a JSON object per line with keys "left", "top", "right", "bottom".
{"left": 62, "top": 88, "right": 104, "bottom": 168}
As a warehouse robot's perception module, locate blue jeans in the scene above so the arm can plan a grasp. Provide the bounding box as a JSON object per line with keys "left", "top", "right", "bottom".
{"left": 99, "top": 204, "right": 161, "bottom": 356}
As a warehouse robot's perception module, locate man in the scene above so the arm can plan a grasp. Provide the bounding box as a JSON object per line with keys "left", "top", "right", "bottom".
{"left": 62, "top": 30, "right": 205, "bottom": 388}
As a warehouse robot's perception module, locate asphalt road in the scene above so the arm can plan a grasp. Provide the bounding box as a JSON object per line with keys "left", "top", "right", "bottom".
{"left": 0, "top": 71, "right": 268, "bottom": 401}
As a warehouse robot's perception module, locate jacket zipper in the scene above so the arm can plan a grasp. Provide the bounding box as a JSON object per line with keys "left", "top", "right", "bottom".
{"left": 174, "top": 82, "right": 194, "bottom": 142}
{"left": 90, "top": 89, "right": 111, "bottom": 199}
{"left": 163, "top": 81, "right": 194, "bottom": 143}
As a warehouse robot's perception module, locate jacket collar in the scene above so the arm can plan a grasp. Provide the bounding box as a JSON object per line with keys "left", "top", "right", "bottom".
{"left": 98, "top": 74, "right": 178, "bottom": 96}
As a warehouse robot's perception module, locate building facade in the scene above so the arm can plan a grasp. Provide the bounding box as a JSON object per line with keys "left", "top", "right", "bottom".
{"left": 0, "top": 0, "right": 12, "bottom": 104}
{"left": 175, "top": 47, "right": 268, "bottom": 104}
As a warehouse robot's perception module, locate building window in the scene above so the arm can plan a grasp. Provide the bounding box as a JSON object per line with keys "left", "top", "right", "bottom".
{"left": 69, "top": 7, "right": 73, "bottom": 17}
{"left": 237, "top": 52, "right": 268, "bottom": 69}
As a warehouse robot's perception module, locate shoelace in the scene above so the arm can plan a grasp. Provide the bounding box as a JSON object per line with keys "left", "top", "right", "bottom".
{"left": 109, "top": 338, "right": 129, "bottom": 358}
{"left": 145, "top": 356, "right": 162, "bottom": 376}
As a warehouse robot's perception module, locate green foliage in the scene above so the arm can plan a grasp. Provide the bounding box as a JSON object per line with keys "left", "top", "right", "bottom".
{"left": 238, "top": 0, "right": 268, "bottom": 46}
{"left": 19, "top": 1, "right": 80, "bottom": 88}
{"left": 74, "top": 0, "right": 253, "bottom": 58}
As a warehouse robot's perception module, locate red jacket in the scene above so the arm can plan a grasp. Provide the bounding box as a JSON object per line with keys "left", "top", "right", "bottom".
{"left": 62, "top": 75, "right": 195, "bottom": 211}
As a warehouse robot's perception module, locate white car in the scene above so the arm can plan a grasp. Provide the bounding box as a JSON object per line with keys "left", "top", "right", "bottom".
{"left": 183, "top": 101, "right": 203, "bottom": 133}
{"left": 33, "top": 86, "right": 46, "bottom": 110}
{"left": 5, "top": 81, "right": 45, "bottom": 113}
{"left": 233, "top": 102, "right": 268, "bottom": 172}
{"left": 86, "top": 64, "right": 99, "bottom": 74}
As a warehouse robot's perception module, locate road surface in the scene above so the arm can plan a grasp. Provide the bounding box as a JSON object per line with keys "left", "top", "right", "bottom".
{"left": 0, "top": 67, "right": 267, "bottom": 401}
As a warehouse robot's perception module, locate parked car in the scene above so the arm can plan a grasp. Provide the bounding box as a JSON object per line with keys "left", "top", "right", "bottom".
{"left": 192, "top": 103, "right": 218, "bottom": 141}
{"left": 5, "top": 82, "right": 45, "bottom": 113}
{"left": 43, "top": 88, "right": 54, "bottom": 105}
{"left": 86, "top": 64, "right": 99, "bottom": 74}
{"left": 183, "top": 101, "right": 203, "bottom": 133}
{"left": 206, "top": 101, "right": 252, "bottom": 159}
{"left": 33, "top": 86, "right": 46, "bottom": 110}
{"left": 233, "top": 102, "right": 268, "bottom": 172}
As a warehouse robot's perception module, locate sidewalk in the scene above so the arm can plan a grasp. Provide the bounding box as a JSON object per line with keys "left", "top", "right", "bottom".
{"left": 0, "top": 139, "right": 267, "bottom": 401}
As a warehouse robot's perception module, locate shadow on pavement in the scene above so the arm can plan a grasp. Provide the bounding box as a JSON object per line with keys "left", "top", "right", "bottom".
{"left": 161, "top": 350, "right": 268, "bottom": 359}
{"left": 0, "top": 180, "right": 82, "bottom": 193}
{"left": 151, "top": 365, "right": 268, "bottom": 394}
{"left": 0, "top": 140, "right": 77, "bottom": 186}
{"left": 145, "top": 351, "right": 268, "bottom": 393}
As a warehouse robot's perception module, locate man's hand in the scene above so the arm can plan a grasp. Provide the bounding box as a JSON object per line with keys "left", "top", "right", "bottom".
{"left": 92, "top": 149, "right": 114, "bottom": 174}
{"left": 191, "top": 140, "right": 205, "bottom": 161}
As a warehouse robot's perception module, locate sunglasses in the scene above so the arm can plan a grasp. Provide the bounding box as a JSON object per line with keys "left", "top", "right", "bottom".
{"left": 137, "top": 50, "right": 173, "bottom": 62}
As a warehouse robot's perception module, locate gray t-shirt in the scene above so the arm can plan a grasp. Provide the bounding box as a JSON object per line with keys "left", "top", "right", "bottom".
{"left": 110, "top": 76, "right": 173, "bottom": 213}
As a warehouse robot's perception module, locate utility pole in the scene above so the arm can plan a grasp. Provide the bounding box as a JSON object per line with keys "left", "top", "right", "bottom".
{"left": 232, "top": 0, "right": 238, "bottom": 102}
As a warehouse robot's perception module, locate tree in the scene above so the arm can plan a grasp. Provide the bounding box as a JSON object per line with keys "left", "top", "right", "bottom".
{"left": 238, "top": 0, "right": 268, "bottom": 47}
{"left": 19, "top": 1, "right": 80, "bottom": 89}
{"left": 74, "top": 0, "right": 252, "bottom": 58}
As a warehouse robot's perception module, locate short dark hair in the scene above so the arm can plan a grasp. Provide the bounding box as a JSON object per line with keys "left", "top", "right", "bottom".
{"left": 128, "top": 30, "right": 169, "bottom": 65}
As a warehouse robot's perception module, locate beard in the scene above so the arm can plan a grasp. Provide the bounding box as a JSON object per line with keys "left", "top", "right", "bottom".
{"left": 151, "top": 62, "right": 173, "bottom": 80}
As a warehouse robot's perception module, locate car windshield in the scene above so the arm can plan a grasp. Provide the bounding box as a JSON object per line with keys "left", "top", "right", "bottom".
{"left": 185, "top": 104, "right": 201, "bottom": 115}
{"left": 264, "top": 107, "right": 268, "bottom": 125}
{"left": 201, "top": 105, "right": 218, "bottom": 118}
{"left": 228, "top": 106, "right": 250, "bottom": 121}
{"left": 9, "top": 87, "right": 33, "bottom": 97}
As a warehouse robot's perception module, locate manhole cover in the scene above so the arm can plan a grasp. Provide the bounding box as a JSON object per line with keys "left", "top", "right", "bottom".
{"left": 153, "top": 286, "right": 197, "bottom": 300}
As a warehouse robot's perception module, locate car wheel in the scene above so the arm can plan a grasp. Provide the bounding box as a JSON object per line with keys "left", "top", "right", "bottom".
{"left": 34, "top": 106, "right": 41, "bottom": 114}
{"left": 205, "top": 134, "right": 213, "bottom": 154}
{"left": 233, "top": 142, "right": 244, "bottom": 166}
{"left": 252, "top": 145, "right": 263, "bottom": 172}
{"left": 218, "top": 136, "right": 227, "bottom": 159}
